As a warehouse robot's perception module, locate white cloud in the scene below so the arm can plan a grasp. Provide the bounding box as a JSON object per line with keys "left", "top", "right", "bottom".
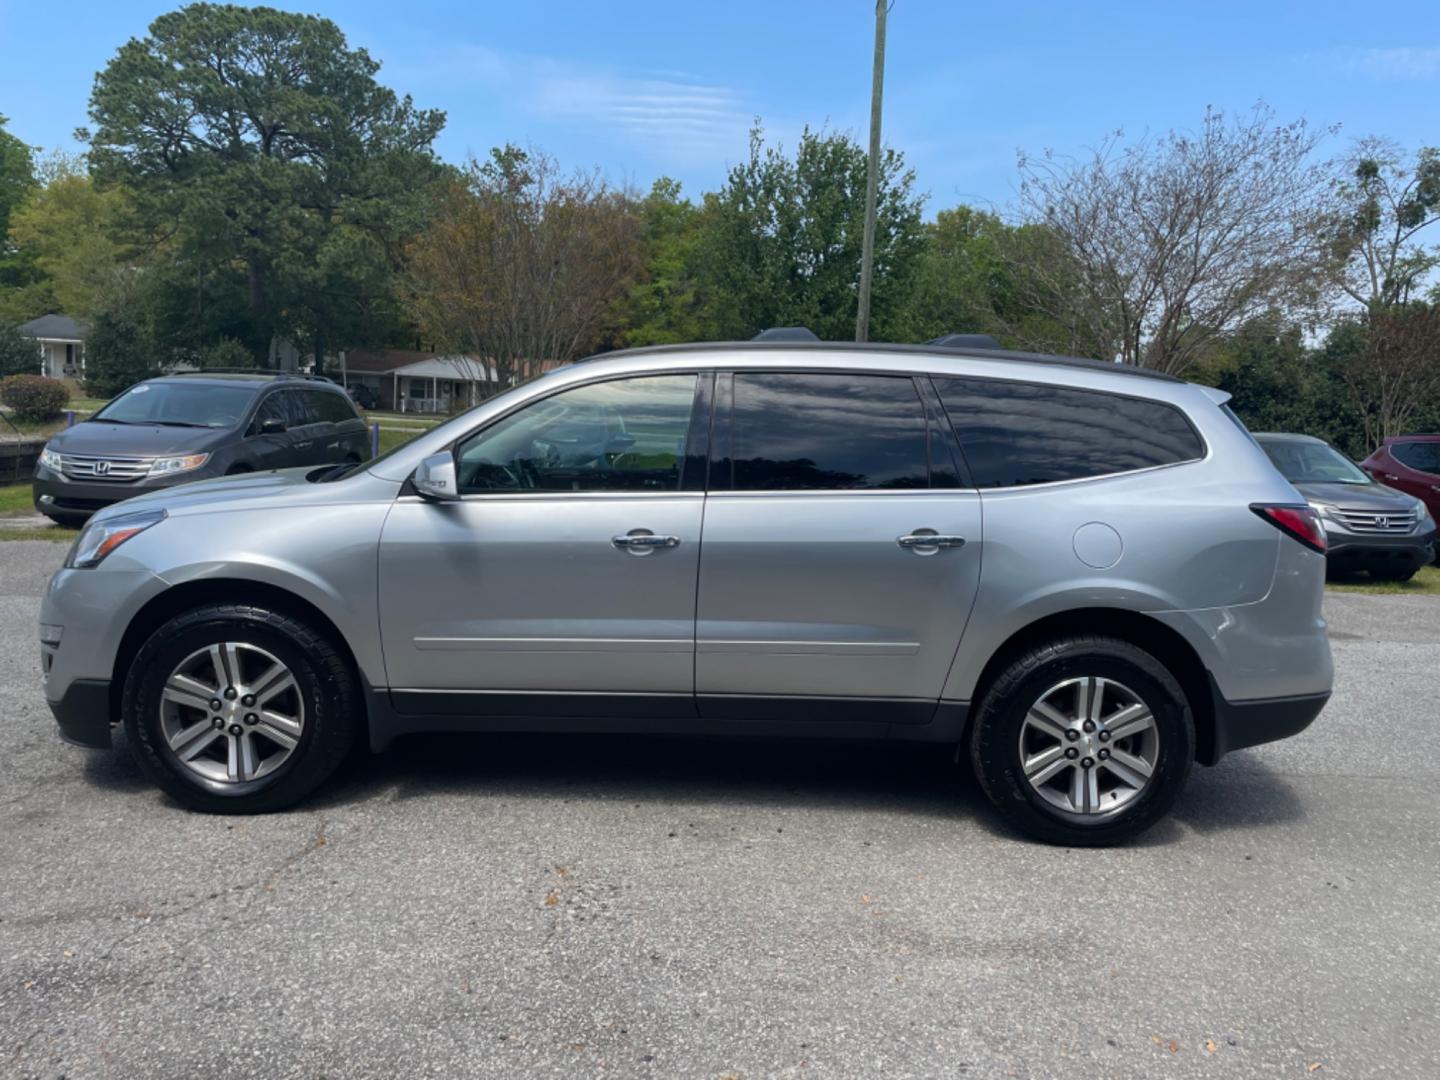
{"left": 399, "top": 42, "right": 752, "bottom": 160}
{"left": 1344, "top": 47, "right": 1440, "bottom": 80}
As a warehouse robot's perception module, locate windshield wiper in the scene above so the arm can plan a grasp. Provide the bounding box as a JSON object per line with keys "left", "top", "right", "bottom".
{"left": 146, "top": 420, "right": 209, "bottom": 428}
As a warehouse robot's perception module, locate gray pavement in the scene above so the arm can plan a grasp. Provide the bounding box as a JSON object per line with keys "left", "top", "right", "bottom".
{"left": 1, "top": 539, "right": 1437, "bottom": 1079}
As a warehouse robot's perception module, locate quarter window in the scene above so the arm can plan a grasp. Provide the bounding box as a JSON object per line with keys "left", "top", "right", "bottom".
{"left": 1393, "top": 442, "right": 1440, "bottom": 475}
{"left": 935, "top": 377, "right": 1204, "bottom": 488}
{"left": 455, "top": 375, "right": 697, "bottom": 493}
{"left": 728, "top": 373, "right": 930, "bottom": 491}
{"left": 308, "top": 389, "right": 359, "bottom": 424}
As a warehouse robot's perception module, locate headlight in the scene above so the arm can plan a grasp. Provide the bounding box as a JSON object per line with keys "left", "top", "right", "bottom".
{"left": 64, "top": 509, "right": 167, "bottom": 569}
{"left": 39, "top": 447, "right": 62, "bottom": 471}
{"left": 147, "top": 453, "right": 210, "bottom": 477}
{"left": 1306, "top": 501, "right": 1333, "bottom": 519}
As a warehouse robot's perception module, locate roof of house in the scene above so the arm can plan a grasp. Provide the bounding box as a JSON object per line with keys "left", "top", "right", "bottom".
{"left": 17, "top": 313, "right": 87, "bottom": 341}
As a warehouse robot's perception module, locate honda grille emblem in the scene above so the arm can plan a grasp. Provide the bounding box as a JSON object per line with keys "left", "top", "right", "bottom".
{"left": 93, "top": 461, "right": 111, "bottom": 476}
{"left": 1375, "top": 515, "right": 1389, "bottom": 529}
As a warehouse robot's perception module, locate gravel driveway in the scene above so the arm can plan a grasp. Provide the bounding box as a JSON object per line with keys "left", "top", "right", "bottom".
{"left": 1, "top": 540, "right": 1437, "bottom": 1079}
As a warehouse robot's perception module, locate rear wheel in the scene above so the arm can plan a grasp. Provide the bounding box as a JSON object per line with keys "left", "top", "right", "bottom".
{"left": 968, "top": 635, "right": 1194, "bottom": 846}
{"left": 122, "top": 603, "right": 357, "bottom": 812}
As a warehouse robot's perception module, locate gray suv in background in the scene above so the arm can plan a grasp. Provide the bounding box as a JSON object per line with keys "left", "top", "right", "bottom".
{"left": 33, "top": 373, "right": 369, "bottom": 524}
{"left": 38, "top": 340, "right": 1333, "bottom": 845}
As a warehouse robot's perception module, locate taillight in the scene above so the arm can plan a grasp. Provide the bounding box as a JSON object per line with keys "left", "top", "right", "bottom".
{"left": 1251, "top": 504, "right": 1327, "bottom": 554}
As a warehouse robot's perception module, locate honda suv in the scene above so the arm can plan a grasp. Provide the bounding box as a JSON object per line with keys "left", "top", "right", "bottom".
{"left": 33, "top": 373, "right": 369, "bottom": 524}
{"left": 39, "top": 340, "right": 1333, "bottom": 845}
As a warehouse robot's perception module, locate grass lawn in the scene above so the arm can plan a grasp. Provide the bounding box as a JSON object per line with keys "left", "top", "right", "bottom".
{"left": 0, "top": 482, "right": 35, "bottom": 515}
{"left": 1326, "top": 564, "right": 1440, "bottom": 596}
{"left": 0, "top": 525, "right": 73, "bottom": 542}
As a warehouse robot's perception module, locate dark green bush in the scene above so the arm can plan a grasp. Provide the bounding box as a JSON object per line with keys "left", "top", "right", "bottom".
{"left": 0, "top": 374, "right": 70, "bottom": 421}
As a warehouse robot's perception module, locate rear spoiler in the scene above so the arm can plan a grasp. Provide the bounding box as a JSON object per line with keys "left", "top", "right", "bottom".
{"left": 1195, "top": 385, "right": 1232, "bottom": 406}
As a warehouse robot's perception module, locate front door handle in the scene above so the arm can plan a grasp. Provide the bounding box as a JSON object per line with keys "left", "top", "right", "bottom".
{"left": 897, "top": 532, "right": 966, "bottom": 550}
{"left": 612, "top": 530, "right": 681, "bottom": 554}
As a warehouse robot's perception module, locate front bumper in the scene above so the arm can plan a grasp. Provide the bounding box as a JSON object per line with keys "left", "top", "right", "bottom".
{"left": 48, "top": 678, "right": 113, "bottom": 748}
{"left": 1323, "top": 526, "right": 1436, "bottom": 572}
{"left": 1201, "top": 677, "right": 1330, "bottom": 765}
{"left": 32, "top": 468, "right": 217, "bottom": 520}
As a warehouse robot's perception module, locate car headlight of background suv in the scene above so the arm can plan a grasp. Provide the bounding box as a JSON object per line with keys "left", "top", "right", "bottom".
{"left": 147, "top": 452, "right": 210, "bottom": 477}
{"left": 38, "top": 446, "right": 62, "bottom": 472}
{"left": 65, "top": 509, "right": 167, "bottom": 569}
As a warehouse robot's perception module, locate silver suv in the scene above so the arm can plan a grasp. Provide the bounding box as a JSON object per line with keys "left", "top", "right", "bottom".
{"left": 39, "top": 341, "right": 1333, "bottom": 845}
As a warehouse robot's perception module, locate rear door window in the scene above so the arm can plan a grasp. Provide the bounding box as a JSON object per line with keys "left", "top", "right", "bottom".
{"left": 727, "top": 373, "right": 930, "bottom": 490}
{"left": 1393, "top": 442, "right": 1440, "bottom": 475}
{"left": 307, "top": 389, "right": 358, "bottom": 424}
{"left": 934, "top": 376, "right": 1204, "bottom": 488}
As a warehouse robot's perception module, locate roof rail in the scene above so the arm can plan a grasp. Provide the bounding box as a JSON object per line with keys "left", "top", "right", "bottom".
{"left": 752, "top": 327, "right": 820, "bottom": 342}
{"left": 928, "top": 333, "right": 1002, "bottom": 350}
{"left": 167, "top": 368, "right": 338, "bottom": 384}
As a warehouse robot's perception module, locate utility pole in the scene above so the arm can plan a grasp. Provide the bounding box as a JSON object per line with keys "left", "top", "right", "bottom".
{"left": 855, "top": 0, "right": 888, "bottom": 342}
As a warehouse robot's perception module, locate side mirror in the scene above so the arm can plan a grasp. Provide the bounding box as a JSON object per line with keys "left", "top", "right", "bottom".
{"left": 259, "top": 417, "right": 287, "bottom": 435}
{"left": 414, "top": 451, "right": 460, "bottom": 501}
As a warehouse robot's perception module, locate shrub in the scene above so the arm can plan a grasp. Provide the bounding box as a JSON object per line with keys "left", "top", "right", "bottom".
{"left": 0, "top": 324, "right": 41, "bottom": 378}
{"left": 0, "top": 374, "right": 70, "bottom": 421}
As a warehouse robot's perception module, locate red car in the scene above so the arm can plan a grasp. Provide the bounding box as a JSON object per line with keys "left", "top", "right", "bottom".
{"left": 1361, "top": 435, "right": 1440, "bottom": 554}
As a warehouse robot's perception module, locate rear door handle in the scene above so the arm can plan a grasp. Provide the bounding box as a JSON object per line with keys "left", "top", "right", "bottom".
{"left": 897, "top": 533, "right": 966, "bottom": 550}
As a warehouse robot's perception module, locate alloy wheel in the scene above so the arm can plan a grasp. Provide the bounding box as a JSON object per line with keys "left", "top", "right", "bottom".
{"left": 158, "top": 642, "right": 305, "bottom": 784}
{"left": 1017, "top": 675, "right": 1160, "bottom": 816}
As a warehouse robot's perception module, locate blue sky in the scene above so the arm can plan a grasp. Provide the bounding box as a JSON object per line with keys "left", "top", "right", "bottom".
{"left": 1, "top": 1, "right": 1436, "bottom": 212}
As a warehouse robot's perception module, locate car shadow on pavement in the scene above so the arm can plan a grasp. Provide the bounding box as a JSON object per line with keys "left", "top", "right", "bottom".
{"left": 84, "top": 730, "right": 1306, "bottom": 844}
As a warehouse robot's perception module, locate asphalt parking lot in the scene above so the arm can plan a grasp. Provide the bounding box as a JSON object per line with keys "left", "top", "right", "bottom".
{"left": 1, "top": 540, "right": 1437, "bottom": 1080}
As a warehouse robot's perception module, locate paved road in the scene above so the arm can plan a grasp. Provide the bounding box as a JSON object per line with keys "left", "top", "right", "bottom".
{"left": 1, "top": 540, "right": 1437, "bottom": 1079}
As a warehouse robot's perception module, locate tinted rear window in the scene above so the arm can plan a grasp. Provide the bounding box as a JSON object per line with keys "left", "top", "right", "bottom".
{"left": 729, "top": 373, "right": 930, "bottom": 491}
{"left": 935, "top": 377, "right": 1204, "bottom": 488}
{"left": 308, "top": 389, "right": 359, "bottom": 424}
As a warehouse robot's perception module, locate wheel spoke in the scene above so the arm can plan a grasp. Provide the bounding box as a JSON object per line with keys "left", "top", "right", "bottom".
{"left": 1106, "top": 704, "right": 1154, "bottom": 741}
{"left": 1089, "top": 678, "right": 1106, "bottom": 724}
{"left": 254, "top": 671, "right": 298, "bottom": 707}
{"left": 1069, "top": 765, "right": 1087, "bottom": 812}
{"left": 1108, "top": 747, "right": 1154, "bottom": 780}
{"left": 227, "top": 732, "right": 258, "bottom": 781}
{"left": 256, "top": 716, "right": 298, "bottom": 749}
{"left": 170, "top": 720, "right": 220, "bottom": 760}
{"left": 1102, "top": 755, "right": 1148, "bottom": 789}
{"left": 162, "top": 676, "right": 215, "bottom": 715}
{"left": 1026, "top": 701, "right": 1070, "bottom": 740}
{"left": 1023, "top": 744, "right": 1068, "bottom": 784}
{"left": 1075, "top": 678, "right": 1092, "bottom": 726}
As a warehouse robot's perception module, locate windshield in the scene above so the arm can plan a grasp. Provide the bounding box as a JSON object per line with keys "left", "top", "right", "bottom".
{"left": 92, "top": 382, "right": 255, "bottom": 429}
{"left": 1260, "top": 439, "right": 1371, "bottom": 485}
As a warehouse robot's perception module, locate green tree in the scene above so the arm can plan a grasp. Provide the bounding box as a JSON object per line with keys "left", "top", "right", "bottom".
{"left": 83, "top": 2, "right": 446, "bottom": 364}
{"left": 0, "top": 114, "right": 48, "bottom": 322}
{"left": 621, "top": 178, "right": 713, "bottom": 346}
{"left": 697, "top": 126, "right": 926, "bottom": 341}
{"left": 83, "top": 278, "right": 162, "bottom": 396}
{"left": 7, "top": 157, "right": 132, "bottom": 317}
{"left": 0, "top": 322, "right": 41, "bottom": 377}
{"left": 1324, "top": 140, "right": 1440, "bottom": 311}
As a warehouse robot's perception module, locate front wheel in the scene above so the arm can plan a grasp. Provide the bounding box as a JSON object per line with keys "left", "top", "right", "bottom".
{"left": 1369, "top": 566, "right": 1417, "bottom": 583}
{"left": 122, "top": 603, "right": 358, "bottom": 812}
{"left": 968, "top": 635, "right": 1194, "bottom": 846}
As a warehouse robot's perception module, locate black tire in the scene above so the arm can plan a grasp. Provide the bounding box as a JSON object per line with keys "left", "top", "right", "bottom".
{"left": 1370, "top": 566, "right": 1417, "bottom": 583}
{"left": 122, "top": 603, "right": 358, "bottom": 813}
{"left": 42, "top": 512, "right": 88, "bottom": 529}
{"left": 968, "top": 635, "right": 1195, "bottom": 847}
